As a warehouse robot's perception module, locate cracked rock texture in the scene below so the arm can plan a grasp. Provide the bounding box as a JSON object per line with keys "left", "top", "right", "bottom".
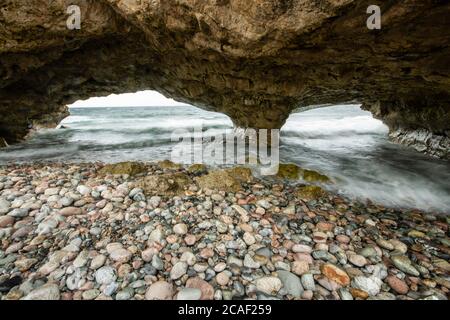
{"left": 0, "top": 0, "right": 449, "bottom": 158}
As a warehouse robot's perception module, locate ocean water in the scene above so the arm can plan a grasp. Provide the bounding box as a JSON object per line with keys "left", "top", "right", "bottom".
{"left": 0, "top": 105, "right": 449, "bottom": 212}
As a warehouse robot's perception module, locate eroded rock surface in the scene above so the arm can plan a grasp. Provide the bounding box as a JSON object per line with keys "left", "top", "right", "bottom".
{"left": 0, "top": 1, "right": 449, "bottom": 157}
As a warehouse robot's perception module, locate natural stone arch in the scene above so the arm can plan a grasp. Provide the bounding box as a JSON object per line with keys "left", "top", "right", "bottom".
{"left": 0, "top": 0, "right": 449, "bottom": 158}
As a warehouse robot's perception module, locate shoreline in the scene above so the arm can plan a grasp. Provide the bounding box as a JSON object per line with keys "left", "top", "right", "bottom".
{"left": 0, "top": 161, "right": 449, "bottom": 300}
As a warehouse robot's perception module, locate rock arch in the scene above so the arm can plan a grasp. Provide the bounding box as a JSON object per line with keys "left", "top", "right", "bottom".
{"left": 1, "top": 0, "right": 449, "bottom": 158}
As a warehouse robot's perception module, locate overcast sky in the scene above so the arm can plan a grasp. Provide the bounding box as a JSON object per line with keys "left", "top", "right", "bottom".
{"left": 68, "top": 90, "right": 189, "bottom": 108}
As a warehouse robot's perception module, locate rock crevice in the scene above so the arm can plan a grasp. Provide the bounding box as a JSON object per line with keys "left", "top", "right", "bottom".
{"left": 0, "top": 0, "right": 449, "bottom": 158}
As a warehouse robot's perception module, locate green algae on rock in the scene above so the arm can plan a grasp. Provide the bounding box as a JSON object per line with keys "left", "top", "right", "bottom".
{"left": 195, "top": 167, "right": 253, "bottom": 192}
{"left": 296, "top": 185, "right": 327, "bottom": 200}
{"left": 158, "top": 160, "right": 182, "bottom": 170}
{"left": 187, "top": 164, "right": 208, "bottom": 175}
{"left": 275, "top": 163, "right": 331, "bottom": 183}
{"left": 276, "top": 163, "right": 301, "bottom": 180}
{"left": 98, "top": 162, "right": 147, "bottom": 176}
{"left": 302, "top": 169, "right": 331, "bottom": 183}
{"left": 139, "top": 172, "right": 191, "bottom": 196}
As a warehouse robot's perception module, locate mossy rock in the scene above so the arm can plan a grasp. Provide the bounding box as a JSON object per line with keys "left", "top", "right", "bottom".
{"left": 276, "top": 163, "right": 301, "bottom": 179}
{"left": 296, "top": 185, "right": 327, "bottom": 200}
{"left": 226, "top": 166, "right": 253, "bottom": 182}
{"left": 302, "top": 169, "right": 331, "bottom": 183}
{"left": 139, "top": 172, "right": 191, "bottom": 196}
{"left": 195, "top": 166, "right": 253, "bottom": 192}
{"left": 99, "top": 162, "right": 147, "bottom": 176}
{"left": 158, "top": 160, "right": 182, "bottom": 170}
{"left": 188, "top": 164, "right": 208, "bottom": 175}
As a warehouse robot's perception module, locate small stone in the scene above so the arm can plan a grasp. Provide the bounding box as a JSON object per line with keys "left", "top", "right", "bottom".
{"left": 109, "top": 248, "right": 132, "bottom": 263}
{"left": 351, "top": 276, "right": 382, "bottom": 296}
{"left": 359, "top": 246, "right": 378, "bottom": 258}
{"left": 141, "top": 247, "right": 157, "bottom": 262}
{"left": 180, "top": 251, "right": 196, "bottom": 266}
{"left": 173, "top": 223, "right": 188, "bottom": 235}
{"left": 292, "top": 244, "right": 312, "bottom": 253}
{"left": 186, "top": 277, "right": 214, "bottom": 300}
{"left": 184, "top": 234, "right": 196, "bottom": 245}
{"left": 8, "top": 208, "right": 29, "bottom": 218}
{"left": 59, "top": 207, "right": 83, "bottom": 216}
{"left": 348, "top": 254, "right": 368, "bottom": 267}
{"left": 386, "top": 275, "right": 409, "bottom": 295}
{"left": 82, "top": 289, "right": 100, "bottom": 300}
{"left": 376, "top": 238, "right": 394, "bottom": 250}
{"left": 336, "top": 235, "right": 350, "bottom": 244}
{"left": 391, "top": 255, "right": 420, "bottom": 276}
{"left": 23, "top": 284, "right": 60, "bottom": 300}
{"left": 145, "top": 281, "right": 173, "bottom": 300}
{"left": 76, "top": 185, "right": 91, "bottom": 195}
{"left": 95, "top": 266, "right": 117, "bottom": 285}
{"left": 292, "top": 260, "right": 309, "bottom": 275}
{"left": 200, "top": 248, "right": 214, "bottom": 259}
{"left": 321, "top": 263, "right": 350, "bottom": 286}
{"left": 148, "top": 228, "right": 164, "bottom": 244}
{"left": 90, "top": 255, "right": 106, "bottom": 270}
{"left": 302, "top": 290, "right": 313, "bottom": 300}
{"left": 350, "top": 288, "right": 369, "bottom": 299}
{"left": 389, "top": 240, "right": 408, "bottom": 254}
{"left": 171, "top": 262, "right": 188, "bottom": 280}
{"left": 176, "top": 288, "right": 202, "bottom": 300}
{"left": 243, "top": 232, "right": 256, "bottom": 245}
{"left": 216, "top": 272, "right": 230, "bottom": 286}
{"left": 255, "top": 276, "right": 282, "bottom": 295}
{"left": 301, "top": 273, "right": 316, "bottom": 291}
{"left": 116, "top": 288, "right": 134, "bottom": 300}
{"left": 0, "top": 215, "right": 14, "bottom": 227}
{"left": 277, "top": 271, "right": 303, "bottom": 298}
{"left": 338, "top": 288, "right": 353, "bottom": 300}
{"left": 14, "top": 258, "right": 37, "bottom": 272}
{"left": 44, "top": 188, "right": 59, "bottom": 196}
{"left": 0, "top": 199, "right": 10, "bottom": 214}
{"left": 152, "top": 255, "right": 164, "bottom": 270}
{"left": 408, "top": 230, "right": 426, "bottom": 238}
{"left": 244, "top": 254, "right": 260, "bottom": 269}
{"left": 73, "top": 250, "right": 89, "bottom": 268}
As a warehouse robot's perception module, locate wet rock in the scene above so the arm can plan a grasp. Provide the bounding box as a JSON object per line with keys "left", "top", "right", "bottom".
{"left": 296, "top": 186, "right": 326, "bottom": 200}
{"left": 302, "top": 169, "right": 331, "bottom": 183}
{"left": 276, "top": 163, "right": 301, "bottom": 180}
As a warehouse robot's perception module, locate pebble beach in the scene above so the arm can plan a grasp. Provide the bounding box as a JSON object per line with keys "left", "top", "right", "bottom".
{"left": 0, "top": 161, "right": 449, "bottom": 300}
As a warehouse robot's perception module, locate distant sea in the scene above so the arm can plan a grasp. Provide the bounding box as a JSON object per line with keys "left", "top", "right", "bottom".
{"left": 1, "top": 105, "right": 449, "bottom": 212}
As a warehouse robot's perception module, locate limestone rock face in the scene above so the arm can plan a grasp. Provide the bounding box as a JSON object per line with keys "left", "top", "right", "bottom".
{"left": 0, "top": 1, "right": 449, "bottom": 157}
